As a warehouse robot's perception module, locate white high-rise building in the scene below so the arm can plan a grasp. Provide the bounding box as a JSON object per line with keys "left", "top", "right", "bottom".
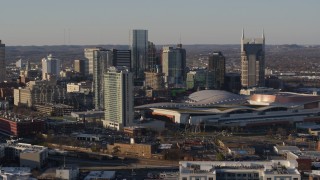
{"left": 130, "top": 29, "right": 148, "bottom": 80}
{"left": 84, "top": 48, "right": 102, "bottom": 76}
{"left": 42, "top": 54, "right": 61, "bottom": 80}
{"left": 0, "top": 40, "right": 5, "bottom": 82}
{"left": 103, "top": 67, "right": 134, "bottom": 131}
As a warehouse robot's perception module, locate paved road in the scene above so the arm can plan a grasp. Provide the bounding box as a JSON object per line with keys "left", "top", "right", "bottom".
{"left": 49, "top": 155, "right": 179, "bottom": 169}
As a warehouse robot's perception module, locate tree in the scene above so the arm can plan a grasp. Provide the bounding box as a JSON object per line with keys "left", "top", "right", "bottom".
{"left": 216, "top": 152, "right": 225, "bottom": 161}
{"left": 112, "top": 146, "right": 121, "bottom": 154}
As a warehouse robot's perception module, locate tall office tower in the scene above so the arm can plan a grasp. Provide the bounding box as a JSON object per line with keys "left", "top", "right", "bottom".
{"left": 91, "top": 48, "right": 109, "bottom": 110}
{"left": 130, "top": 29, "right": 148, "bottom": 80}
{"left": 103, "top": 67, "right": 134, "bottom": 131}
{"left": 108, "top": 49, "right": 131, "bottom": 69}
{"left": 241, "top": 29, "right": 265, "bottom": 88}
{"left": 148, "top": 41, "right": 157, "bottom": 72}
{"left": 42, "top": 54, "right": 61, "bottom": 80}
{"left": 207, "top": 51, "right": 226, "bottom": 89}
{"left": 74, "top": 59, "right": 87, "bottom": 76}
{"left": 84, "top": 48, "right": 103, "bottom": 75}
{"left": 161, "top": 44, "right": 186, "bottom": 88}
{"left": 0, "top": 40, "right": 5, "bottom": 82}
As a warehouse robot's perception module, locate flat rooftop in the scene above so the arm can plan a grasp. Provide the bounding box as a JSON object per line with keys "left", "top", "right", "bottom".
{"left": 84, "top": 171, "right": 115, "bottom": 180}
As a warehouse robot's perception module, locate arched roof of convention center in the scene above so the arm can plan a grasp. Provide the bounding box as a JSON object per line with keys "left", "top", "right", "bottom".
{"left": 135, "top": 90, "right": 248, "bottom": 109}
{"left": 187, "top": 90, "right": 247, "bottom": 105}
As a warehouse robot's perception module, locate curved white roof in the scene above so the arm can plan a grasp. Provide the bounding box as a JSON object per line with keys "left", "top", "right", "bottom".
{"left": 188, "top": 90, "right": 247, "bottom": 105}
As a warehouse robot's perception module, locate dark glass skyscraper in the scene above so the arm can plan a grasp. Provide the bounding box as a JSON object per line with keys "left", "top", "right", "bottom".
{"left": 207, "top": 51, "right": 225, "bottom": 89}
{"left": 130, "top": 29, "right": 148, "bottom": 80}
{"left": 0, "top": 40, "right": 5, "bottom": 82}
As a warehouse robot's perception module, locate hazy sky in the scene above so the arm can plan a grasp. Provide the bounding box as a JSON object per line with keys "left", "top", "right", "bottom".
{"left": 0, "top": 0, "right": 319, "bottom": 46}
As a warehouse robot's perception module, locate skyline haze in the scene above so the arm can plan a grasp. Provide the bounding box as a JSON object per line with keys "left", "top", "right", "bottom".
{"left": 0, "top": 0, "right": 319, "bottom": 46}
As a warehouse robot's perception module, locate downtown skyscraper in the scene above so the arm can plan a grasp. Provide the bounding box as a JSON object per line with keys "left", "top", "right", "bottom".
{"left": 0, "top": 40, "right": 5, "bottom": 82}
{"left": 130, "top": 29, "right": 148, "bottom": 81}
{"left": 241, "top": 30, "right": 265, "bottom": 88}
{"left": 41, "top": 54, "right": 61, "bottom": 80}
{"left": 207, "top": 51, "right": 226, "bottom": 90}
{"left": 84, "top": 48, "right": 132, "bottom": 110}
{"left": 103, "top": 67, "right": 134, "bottom": 131}
{"left": 162, "top": 44, "right": 187, "bottom": 88}
{"left": 84, "top": 48, "right": 109, "bottom": 110}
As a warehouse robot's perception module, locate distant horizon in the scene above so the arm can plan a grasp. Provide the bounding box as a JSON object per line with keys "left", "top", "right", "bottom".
{"left": 0, "top": 0, "right": 319, "bottom": 46}
{"left": 4, "top": 43, "right": 320, "bottom": 47}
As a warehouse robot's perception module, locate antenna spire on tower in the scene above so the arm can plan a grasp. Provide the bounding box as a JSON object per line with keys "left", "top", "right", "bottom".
{"left": 242, "top": 28, "right": 244, "bottom": 39}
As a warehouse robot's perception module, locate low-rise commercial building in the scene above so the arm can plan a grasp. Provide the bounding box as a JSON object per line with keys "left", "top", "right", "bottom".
{"left": 179, "top": 160, "right": 301, "bottom": 180}
{"left": 3, "top": 142, "right": 48, "bottom": 169}
{"left": 56, "top": 165, "right": 79, "bottom": 180}
{"left": 240, "top": 87, "right": 280, "bottom": 96}
{"left": 66, "top": 82, "right": 92, "bottom": 93}
{"left": 0, "top": 112, "right": 45, "bottom": 137}
{"left": 84, "top": 171, "right": 115, "bottom": 180}
{"left": 274, "top": 145, "right": 301, "bottom": 155}
{"left": 35, "top": 103, "right": 74, "bottom": 116}
{"left": 0, "top": 167, "right": 32, "bottom": 180}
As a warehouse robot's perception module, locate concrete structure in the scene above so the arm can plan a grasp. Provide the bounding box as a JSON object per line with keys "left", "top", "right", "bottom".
{"left": 74, "top": 59, "right": 87, "bottom": 76}
{"left": 56, "top": 165, "right": 79, "bottom": 180}
{"left": 162, "top": 44, "right": 186, "bottom": 88}
{"left": 136, "top": 90, "right": 320, "bottom": 128}
{"left": 4, "top": 142, "right": 48, "bottom": 169}
{"left": 103, "top": 67, "right": 134, "bottom": 130}
{"left": 84, "top": 171, "right": 115, "bottom": 180}
{"left": 130, "top": 29, "right": 148, "bottom": 80}
{"left": 241, "top": 29, "right": 265, "bottom": 88}
{"left": 274, "top": 145, "right": 301, "bottom": 155}
{"left": 42, "top": 54, "right": 61, "bottom": 80}
{"left": 179, "top": 160, "right": 300, "bottom": 180}
{"left": 66, "top": 81, "right": 92, "bottom": 93}
{"left": 286, "top": 151, "right": 316, "bottom": 172}
{"left": 86, "top": 48, "right": 131, "bottom": 111}
{"left": 144, "top": 72, "right": 165, "bottom": 90}
{"left": 14, "top": 81, "right": 67, "bottom": 108}
{"left": 207, "top": 52, "right": 225, "bottom": 90}
{"left": 0, "top": 112, "right": 44, "bottom": 137}
{"left": 0, "top": 40, "right": 5, "bottom": 82}
{"left": 76, "top": 134, "right": 103, "bottom": 142}
{"left": 70, "top": 111, "right": 104, "bottom": 121}
{"left": 34, "top": 103, "right": 74, "bottom": 116}
{"left": 84, "top": 47, "right": 103, "bottom": 75}
{"left": 0, "top": 167, "right": 32, "bottom": 180}
{"left": 89, "top": 48, "right": 109, "bottom": 110}
{"left": 240, "top": 87, "right": 280, "bottom": 96}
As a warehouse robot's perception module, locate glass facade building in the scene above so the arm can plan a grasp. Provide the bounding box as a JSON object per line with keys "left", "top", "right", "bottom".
{"left": 130, "top": 29, "right": 148, "bottom": 80}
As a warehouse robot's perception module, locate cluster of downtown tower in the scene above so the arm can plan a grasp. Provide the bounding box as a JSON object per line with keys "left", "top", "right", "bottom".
{"left": 0, "top": 29, "right": 265, "bottom": 131}
{"left": 79, "top": 29, "right": 265, "bottom": 130}
{"left": 82, "top": 29, "right": 191, "bottom": 130}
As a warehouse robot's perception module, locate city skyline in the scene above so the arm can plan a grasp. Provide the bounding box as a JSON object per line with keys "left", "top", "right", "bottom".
{"left": 0, "top": 0, "right": 319, "bottom": 46}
